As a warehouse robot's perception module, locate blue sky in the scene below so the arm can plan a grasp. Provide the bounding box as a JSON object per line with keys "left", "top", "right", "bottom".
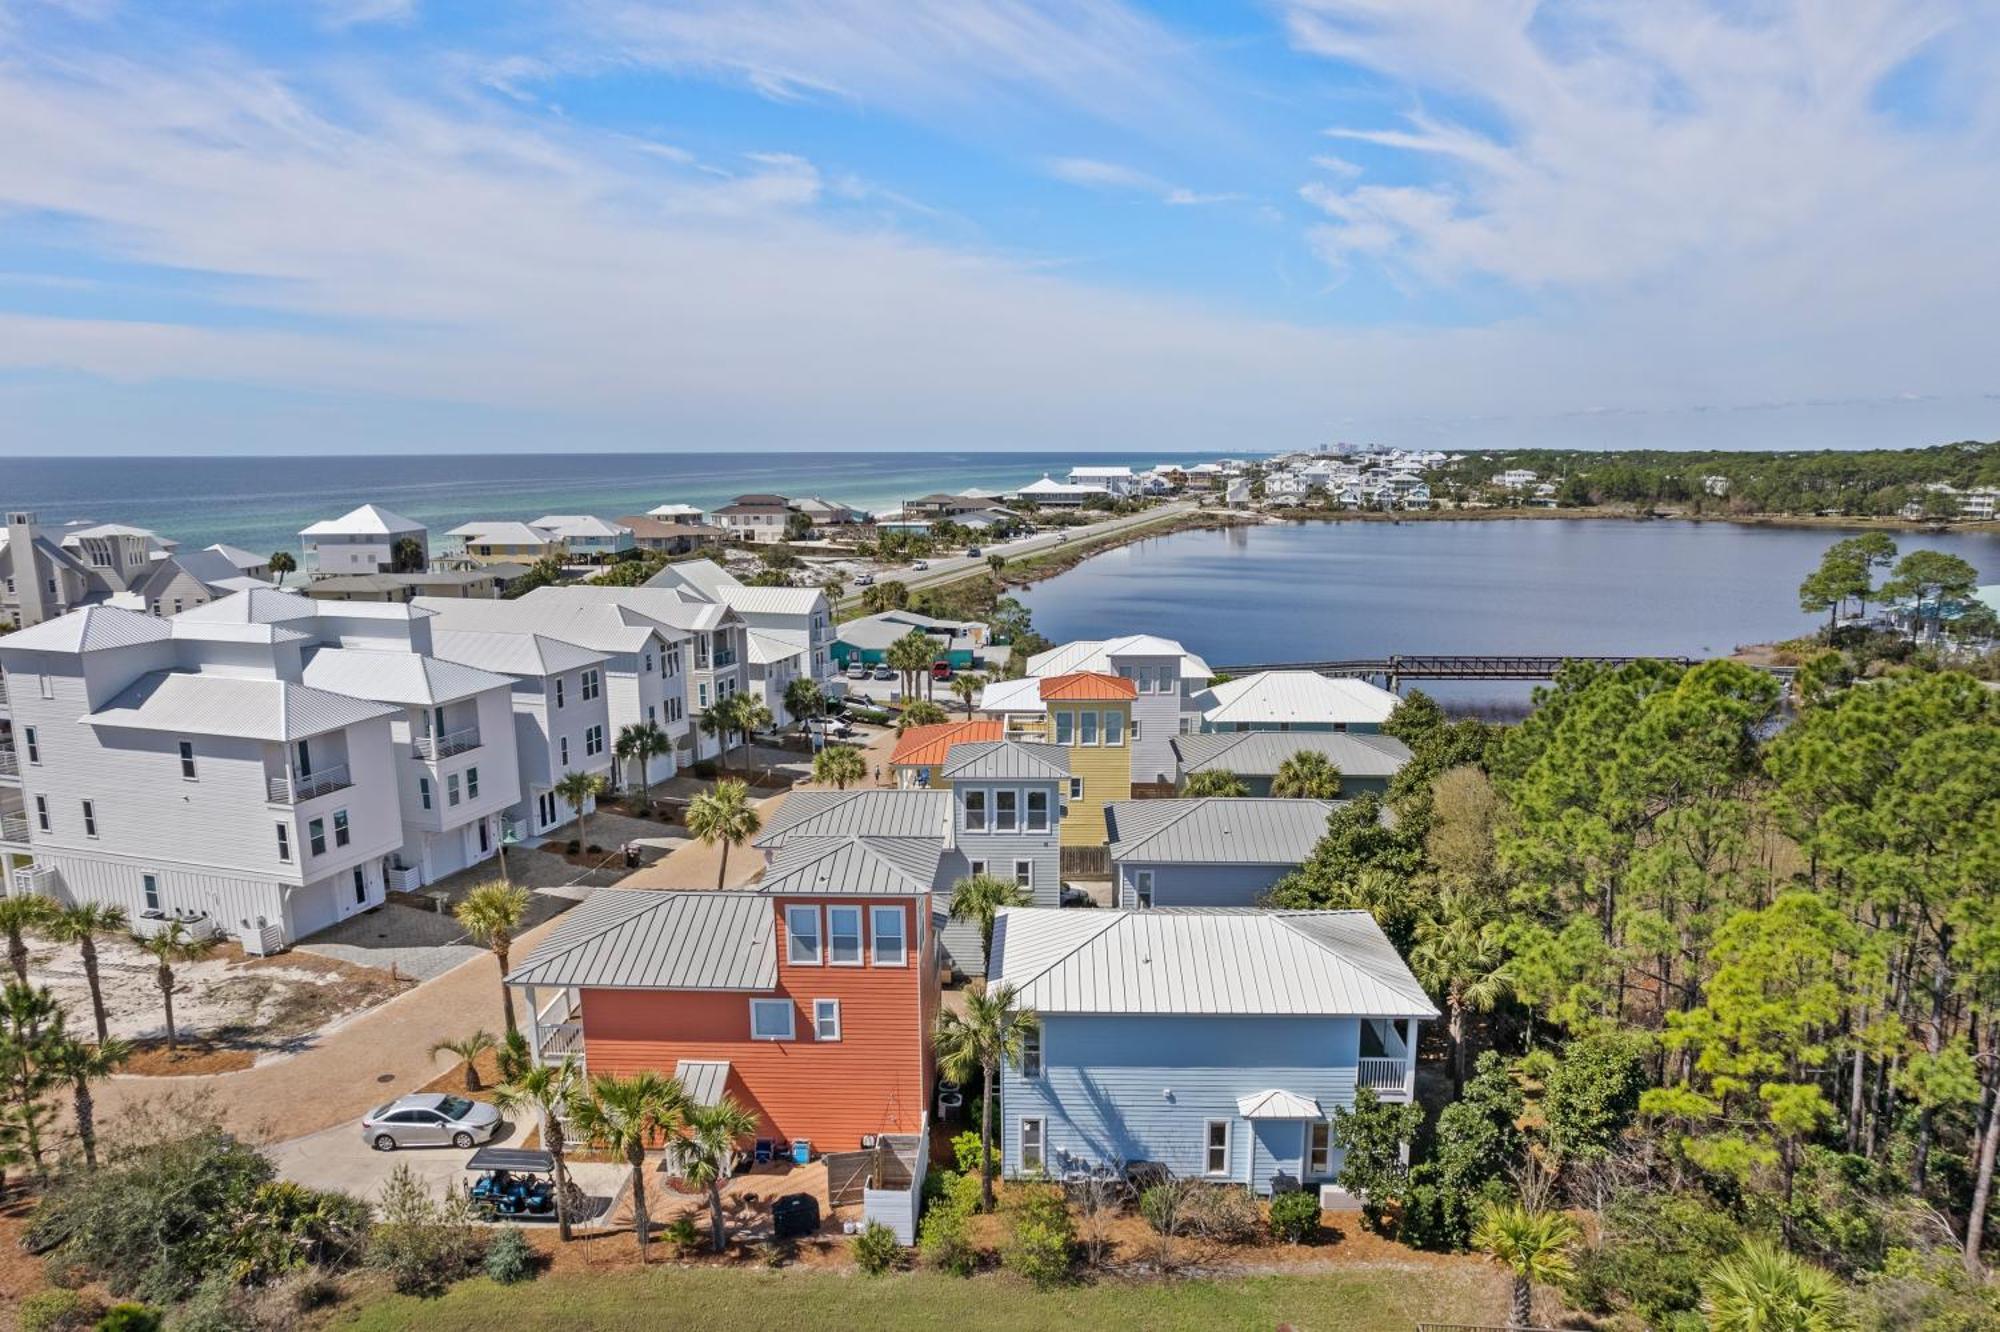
{"left": 2, "top": 0, "right": 1998, "bottom": 455}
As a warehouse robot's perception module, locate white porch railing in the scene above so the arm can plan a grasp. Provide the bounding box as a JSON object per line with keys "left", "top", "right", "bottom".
{"left": 0, "top": 745, "right": 16, "bottom": 778}
{"left": 539, "top": 1023, "right": 584, "bottom": 1060}
{"left": 385, "top": 864, "right": 424, "bottom": 892}
{"left": 268, "top": 763, "right": 352, "bottom": 804}
{"left": 0, "top": 811, "right": 27, "bottom": 843}
{"left": 413, "top": 726, "right": 481, "bottom": 760}
{"left": 1356, "top": 1057, "right": 1409, "bottom": 1094}
{"left": 10, "top": 865, "right": 59, "bottom": 897}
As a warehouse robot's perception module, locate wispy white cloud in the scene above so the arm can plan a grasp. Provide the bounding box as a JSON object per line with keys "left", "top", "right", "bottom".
{"left": 1046, "top": 156, "right": 1240, "bottom": 206}
{"left": 316, "top": 0, "right": 419, "bottom": 30}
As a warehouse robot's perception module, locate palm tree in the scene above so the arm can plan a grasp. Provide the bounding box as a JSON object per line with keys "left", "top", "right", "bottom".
{"left": 895, "top": 699, "right": 949, "bottom": 734}
{"left": 0, "top": 895, "right": 56, "bottom": 986}
{"left": 267, "top": 550, "right": 297, "bottom": 578}
{"left": 455, "top": 882, "right": 531, "bottom": 1033}
{"left": 820, "top": 577, "right": 845, "bottom": 604}
{"left": 1181, "top": 769, "right": 1248, "bottom": 798}
{"left": 812, "top": 744, "right": 866, "bottom": 790}
{"left": 735, "top": 698, "right": 775, "bottom": 754}
{"left": 614, "top": 721, "right": 672, "bottom": 812}
{"left": 567, "top": 1071, "right": 687, "bottom": 1262}
{"left": 1410, "top": 888, "right": 1514, "bottom": 1091}
{"left": 671, "top": 1096, "right": 762, "bottom": 1252}
{"left": 948, "top": 874, "right": 1030, "bottom": 978}
{"left": 1271, "top": 750, "right": 1343, "bottom": 799}
{"left": 783, "top": 677, "right": 826, "bottom": 728}
{"left": 553, "top": 769, "right": 607, "bottom": 852}
{"left": 41, "top": 903, "right": 127, "bottom": 1043}
{"left": 1472, "top": 1200, "right": 1579, "bottom": 1331}
{"left": 685, "top": 779, "right": 762, "bottom": 889}
{"left": 698, "top": 695, "right": 743, "bottom": 772}
{"left": 934, "top": 984, "right": 1038, "bottom": 1213}
{"left": 430, "top": 1029, "right": 498, "bottom": 1091}
{"left": 1702, "top": 1240, "right": 1850, "bottom": 1332}
{"left": 949, "top": 672, "right": 985, "bottom": 717}
{"left": 132, "top": 922, "right": 217, "bottom": 1054}
{"left": 494, "top": 1055, "right": 583, "bottom": 1241}
{"left": 45, "top": 1034, "right": 129, "bottom": 1169}
{"left": 391, "top": 535, "right": 426, "bottom": 573}
{"left": 886, "top": 631, "right": 934, "bottom": 701}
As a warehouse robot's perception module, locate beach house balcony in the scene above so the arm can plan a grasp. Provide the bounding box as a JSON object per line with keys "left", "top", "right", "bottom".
{"left": 412, "top": 724, "right": 481, "bottom": 761}
{"left": 11, "top": 865, "right": 60, "bottom": 898}
{"left": 0, "top": 742, "right": 17, "bottom": 780}
{"left": 0, "top": 809, "right": 28, "bottom": 845}
{"left": 1355, "top": 1018, "right": 1417, "bottom": 1100}
{"left": 268, "top": 762, "right": 353, "bottom": 804}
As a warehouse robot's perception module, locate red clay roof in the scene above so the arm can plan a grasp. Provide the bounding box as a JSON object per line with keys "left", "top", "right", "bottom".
{"left": 1039, "top": 671, "right": 1139, "bottom": 702}
{"left": 888, "top": 720, "right": 1003, "bottom": 769}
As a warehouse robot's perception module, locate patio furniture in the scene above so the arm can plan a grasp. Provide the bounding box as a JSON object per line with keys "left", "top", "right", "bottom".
{"left": 754, "top": 1139, "right": 775, "bottom": 1164}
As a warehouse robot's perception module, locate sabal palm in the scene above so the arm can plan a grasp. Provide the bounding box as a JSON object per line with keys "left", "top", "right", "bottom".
{"left": 886, "top": 632, "right": 934, "bottom": 700}
{"left": 950, "top": 672, "right": 985, "bottom": 717}
{"left": 1702, "top": 1241, "right": 1850, "bottom": 1332}
{"left": 615, "top": 721, "right": 672, "bottom": 811}
{"left": 895, "top": 700, "right": 948, "bottom": 734}
{"left": 494, "top": 1056, "right": 583, "bottom": 1241}
{"left": 430, "top": 1029, "right": 498, "bottom": 1091}
{"left": 0, "top": 895, "right": 57, "bottom": 986}
{"left": 698, "top": 696, "right": 743, "bottom": 770}
{"left": 132, "top": 923, "right": 217, "bottom": 1053}
{"left": 567, "top": 1071, "right": 687, "bottom": 1261}
{"left": 1271, "top": 751, "right": 1343, "bottom": 799}
{"left": 455, "top": 882, "right": 530, "bottom": 1033}
{"left": 783, "top": 677, "right": 825, "bottom": 727}
{"left": 948, "top": 874, "right": 1030, "bottom": 978}
{"left": 553, "top": 769, "right": 607, "bottom": 851}
{"left": 42, "top": 903, "right": 128, "bottom": 1043}
{"left": 1410, "top": 888, "right": 1514, "bottom": 1089}
{"left": 1181, "top": 769, "right": 1248, "bottom": 798}
{"left": 735, "top": 699, "right": 774, "bottom": 750}
{"left": 934, "top": 983, "right": 1039, "bottom": 1213}
{"left": 685, "top": 780, "right": 762, "bottom": 889}
{"left": 1472, "top": 1201, "right": 1579, "bottom": 1330}
{"left": 45, "top": 1033, "right": 129, "bottom": 1169}
{"left": 812, "top": 744, "right": 866, "bottom": 790}
{"left": 672, "top": 1096, "right": 762, "bottom": 1252}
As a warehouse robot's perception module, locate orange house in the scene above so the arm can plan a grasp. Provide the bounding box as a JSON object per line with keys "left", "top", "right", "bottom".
{"left": 507, "top": 843, "right": 940, "bottom": 1153}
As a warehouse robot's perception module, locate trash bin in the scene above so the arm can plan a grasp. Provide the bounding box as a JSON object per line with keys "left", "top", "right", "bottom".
{"left": 622, "top": 843, "right": 640, "bottom": 868}
{"left": 771, "top": 1192, "right": 820, "bottom": 1240}
{"left": 791, "top": 1138, "right": 812, "bottom": 1166}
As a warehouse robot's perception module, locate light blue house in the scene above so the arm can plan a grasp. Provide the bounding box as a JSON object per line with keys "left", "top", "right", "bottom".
{"left": 1106, "top": 798, "right": 1335, "bottom": 909}
{"left": 940, "top": 739, "right": 1067, "bottom": 973}
{"left": 992, "top": 907, "right": 1435, "bottom": 1196}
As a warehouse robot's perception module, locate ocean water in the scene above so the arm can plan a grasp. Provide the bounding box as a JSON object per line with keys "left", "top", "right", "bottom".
{"left": 0, "top": 451, "right": 1210, "bottom": 557}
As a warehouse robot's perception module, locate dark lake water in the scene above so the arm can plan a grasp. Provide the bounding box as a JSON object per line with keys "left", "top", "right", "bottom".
{"left": 1018, "top": 519, "right": 2000, "bottom": 711}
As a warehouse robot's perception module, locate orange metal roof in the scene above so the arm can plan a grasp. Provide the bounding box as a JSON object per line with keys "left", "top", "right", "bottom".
{"left": 1039, "top": 671, "right": 1138, "bottom": 702}
{"left": 888, "top": 720, "right": 1003, "bottom": 769}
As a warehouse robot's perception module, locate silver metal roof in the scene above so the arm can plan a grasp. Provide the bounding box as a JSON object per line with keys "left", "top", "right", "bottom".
{"left": 520, "top": 585, "right": 736, "bottom": 634}
{"left": 940, "top": 740, "right": 1068, "bottom": 782}
{"left": 674, "top": 1060, "right": 732, "bottom": 1107}
{"left": 989, "top": 906, "right": 1437, "bottom": 1019}
{"left": 1194, "top": 671, "right": 1400, "bottom": 727}
{"left": 759, "top": 836, "right": 943, "bottom": 896}
{"left": 1170, "top": 730, "right": 1414, "bottom": 780}
{"left": 0, "top": 605, "right": 171, "bottom": 654}
{"left": 87, "top": 670, "right": 400, "bottom": 742}
{"left": 429, "top": 628, "right": 607, "bottom": 678}
{"left": 175, "top": 587, "right": 320, "bottom": 624}
{"left": 1028, "top": 635, "right": 1213, "bottom": 680}
{"left": 1238, "top": 1089, "right": 1324, "bottom": 1119}
{"left": 506, "top": 889, "right": 778, "bottom": 991}
{"left": 1105, "top": 798, "right": 1337, "bottom": 865}
{"left": 301, "top": 647, "right": 514, "bottom": 707}
{"left": 416, "top": 596, "right": 663, "bottom": 653}
{"left": 755, "top": 789, "right": 952, "bottom": 846}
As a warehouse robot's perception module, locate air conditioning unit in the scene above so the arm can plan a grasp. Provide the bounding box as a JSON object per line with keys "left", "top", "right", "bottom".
{"left": 860, "top": 1134, "right": 877, "bottom": 1149}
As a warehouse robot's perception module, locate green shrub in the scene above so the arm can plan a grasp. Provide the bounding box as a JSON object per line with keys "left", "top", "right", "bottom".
{"left": 483, "top": 1226, "right": 537, "bottom": 1284}
{"left": 20, "top": 1289, "right": 101, "bottom": 1332}
{"left": 368, "top": 1165, "right": 488, "bottom": 1297}
{"left": 1140, "top": 1180, "right": 1191, "bottom": 1237}
{"left": 918, "top": 1204, "right": 978, "bottom": 1276}
{"left": 853, "top": 1220, "right": 903, "bottom": 1275}
{"left": 1184, "top": 1183, "right": 1261, "bottom": 1244}
{"left": 1268, "top": 1190, "right": 1322, "bottom": 1244}
{"left": 91, "top": 1306, "right": 161, "bottom": 1332}
{"left": 1003, "top": 1185, "right": 1074, "bottom": 1289}
{"left": 664, "top": 1215, "right": 702, "bottom": 1255}
{"left": 952, "top": 1130, "right": 997, "bottom": 1177}
{"left": 1542, "top": 1034, "right": 1649, "bottom": 1167}
{"left": 1330, "top": 1089, "right": 1424, "bottom": 1234}
{"left": 223, "top": 1180, "right": 372, "bottom": 1286}
{"left": 1570, "top": 1189, "right": 1744, "bottom": 1328}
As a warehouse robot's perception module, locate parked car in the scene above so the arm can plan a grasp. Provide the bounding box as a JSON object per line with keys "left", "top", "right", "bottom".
{"left": 964, "top": 546, "right": 982, "bottom": 557}
{"left": 362, "top": 1093, "right": 503, "bottom": 1151}
{"left": 845, "top": 663, "right": 868, "bottom": 680}
{"left": 1055, "top": 533, "right": 1070, "bottom": 544}
{"left": 872, "top": 665, "right": 895, "bottom": 681}
{"left": 854, "top": 572, "right": 876, "bottom": 586}
{"left": 931, "top": 661, "right": 953, "bottom": 681}
{"left": 911, "top": 559, "right": 929, "bottom": 571}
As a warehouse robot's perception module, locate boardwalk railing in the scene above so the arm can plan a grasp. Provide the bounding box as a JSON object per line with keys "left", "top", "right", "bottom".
{"left": 1211, "top": 653, "right": 1695, "bottom": 687}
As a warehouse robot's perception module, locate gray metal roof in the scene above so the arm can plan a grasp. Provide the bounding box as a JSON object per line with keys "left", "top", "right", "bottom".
{"left": 1105, "top": 798, "right": 1337, "bottom": 865}
{"left": 1170, "top": 731, "right": 1413, "bottom": 780}
{"left": 940, "top": 740, "right": 1068, "bottom": 782}
{"left": 1194, "top": 671, "right": 1400, "bottom": 727}
{"left": 301, "top": 647, "right": 514, "bottom": 707}
{"left": 989, "top": 906, "right": 1438, "bottom": 1018}
{"left": 416, "top": 596, "right": 663, "bottom": 653}
{"left": 755, "top": 789, "right": 952, "bottom": 846}
{"left": 505, "top": 889, "right": 777, "bottom": 991}
{"left": 674, "top": 1060, "right": 732, "bottom": 1107}
{"left": 0, "top": 605, "right": 171, "bottom": 654}
{"left": 87, "top": 670, "right": 400, "bottom": 742}
{"left": 175, "top": 587, "right": 320, "bottom": 624}
{"left": 429, "top": 628, "right": 607, "bottom": 678}
{"left": 759, "top": 836, "right": 943, "bottom": 896}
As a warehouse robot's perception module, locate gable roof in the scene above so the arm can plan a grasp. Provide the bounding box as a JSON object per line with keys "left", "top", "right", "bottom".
{"left": 301, "top": 647, "right": 513, "bottom": 707}
{"left": 415, "top": 594, "right": 668, "bottom": 653}
{"left": 505, "top": 889, "right": 778, "bottom": 991}
{"left": 532, "top": 515, "right": 629, "bottom": 539}
{"left": 0, "top": 605, "right": 171, "bottom": 654}
{"left": 1029, "top": 636, "right": 1213, "bottom": 680}
{"left": 1194, "top": 671, "right": 1400, "bottom": 728}
{"left": 1170, "top": 730, "right": 1413, "bottom": 781}
{"left": 175, "top": 586, "right": 320, "bottom": 625}
{"left": 989, "top": 906, "right": 1437, "bottom": 1018}
{"left": 1039, "top": 671, "right": 1137, "bottom": 702}
{"left": 203, "top": 544, "right": 267, "bottom": 570}
{"left": 889, "top": 720, "right": 1003, "bottom": 769}
{"left": 429, "top": 628, "right": 606, "bottom": 677}
{"left": 1105, "top": 798, "right": 1336, "bottom": 864}
{"left": 939, "top": 739, "right": 1068, "bottom": 782}
{"left": 300, "top": 503, "right": 425, "bottom": 537}
{"left": 87, "top": 671, "right": 399, "bottom": 742}
{"left": 511, "top": 584, "right": 735, "bottom": 635}
{"left": 755, "top": 789, "right": 952, "bottom": 845}
{"left": 759, "top": 836, "right": 944, "bottom": 896}
{"left": 975, "top": 675, "right": 1047, "bottom": 716}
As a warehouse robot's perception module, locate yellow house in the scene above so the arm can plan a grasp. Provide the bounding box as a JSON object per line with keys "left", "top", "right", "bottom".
{"left": 1039, "top": 672, "right": 1136, "bottom": 847}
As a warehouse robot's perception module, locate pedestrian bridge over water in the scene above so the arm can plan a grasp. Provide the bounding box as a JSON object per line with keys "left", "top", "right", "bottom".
{"left": 1208, "top": 654, "right": 1704, "bottom": 690}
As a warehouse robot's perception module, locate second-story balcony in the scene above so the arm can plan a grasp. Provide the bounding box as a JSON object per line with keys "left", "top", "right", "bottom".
{"left": 0, "top": 810, "right": 28, "bottom": 844}
{"left": 412, "top": 725, "right": 481, "bottom": 761}
{"left": 1356, "top": 1056, "right": 1412, "bottom": 1096}
{"left": 711, "top": 649, "right": 739, "bottom": 668}
{"left": 269, "top": 763, "right": 353, "bottom": 804}
{"left": 0, "top": 743, "right": 17, "bottom": 779}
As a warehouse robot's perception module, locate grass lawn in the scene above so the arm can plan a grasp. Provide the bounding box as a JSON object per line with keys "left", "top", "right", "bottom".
{"left": 338, "top": 1264, "right": 1501, "bottom": 1332}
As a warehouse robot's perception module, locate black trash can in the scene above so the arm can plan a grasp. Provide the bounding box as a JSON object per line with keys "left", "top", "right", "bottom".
{"left": 770, "top": 1192, "right": 820, "bottom": 1239}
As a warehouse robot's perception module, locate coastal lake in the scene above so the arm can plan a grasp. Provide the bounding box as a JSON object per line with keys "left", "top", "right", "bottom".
{"left": 1018, "top": 519, "right": 2000, "bottom": 711}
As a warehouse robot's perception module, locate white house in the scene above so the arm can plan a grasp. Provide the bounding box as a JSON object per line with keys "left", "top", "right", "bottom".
{"left": 712, "top": 494, "right": 793, "bottom": 544}
{"left": 1014, "top": 476, "right": 1110, "bottom": 508}
{"left": 645, "top": 558, "right": 835, "bottom": 704}
{"left": 531, "top": 515, "right": 636, "bottom": 563}
{"left": 446, "top": 521, "right": 561, "bottom": 566}
{"left": 300, "top": 504, "right": 429, "bottom": 579}
{"left": 646, "top": 503, "right": 708, "bottom": 525}
{"left": 1493, "top": 469, "right": 1539, "bottom": 491}
{"left": 1067, "top": 466, "right": 1140, "bottom": 497}
{"left": 1193, "top": 670, "right": 1401, "bottom": 734}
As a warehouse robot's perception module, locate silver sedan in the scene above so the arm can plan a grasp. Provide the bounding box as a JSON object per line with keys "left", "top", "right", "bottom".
{"left": 360, "top": 1093, "right": 504, "bottom": 1151}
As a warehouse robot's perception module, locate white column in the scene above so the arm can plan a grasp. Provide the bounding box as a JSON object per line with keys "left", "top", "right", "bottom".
{"left": 524, "top": 983, "right": 543, "bottom": 1067}
{"left": 1402, "top": 1018, "right": 1419, "bottom": 1101}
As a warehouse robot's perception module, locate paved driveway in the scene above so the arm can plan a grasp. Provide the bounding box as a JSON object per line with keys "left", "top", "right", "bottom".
{"left": 270, "top": 1118, "right": 628, "bottom": 1220}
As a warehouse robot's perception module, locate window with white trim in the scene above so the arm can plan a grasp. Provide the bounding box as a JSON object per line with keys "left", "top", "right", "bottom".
{"left": 34, "top": 796, "right": 49, "bottom": 833}
{"left": 560, "top": 736, "right": 570, "bottom": 766}
{"left": 828, "top": 906, "right": 862, "bottom": 965}
{"left": 582, "top": 669, "right": 601, "bottom": 701}
{"left": 275, "top": 823, "right": 291, "bottom": 863}
{"left": 1308, "top": 1121, "right": 1332, "bottom": 1177}
{"left": 309, "top": 817, "right": 326, "bottom": 855}
{"left": 333, "top": 809, "right": 350, "bottom": 847}
{"left": 1133, "top": 870, "right": 1154, "bottom": 909}
{"left": 994, "top": 789, "right": 1018, "bottom": 832}
{"left": 81, "top": 800, "right": 97, "bottom": 838}
{"left": 813, "top": 998, "right": 841, "bottom": 1041}
{"left": 22, "top": 727, "right": 38, "bottom": 765}
{"left": 585, "top": 725, "right": 605, "bottom": 757}
{"left": 178, "top": 739, "right": 196, "bottom": 780}
{"left": 1068, "top": 777, "right": 1084, "bottom": 801}
{"left": 1104, "top": 710, "right": 1124, "bottom": 746}
{"left": 447, "top": 773, "right": 462, "bottom": 807}
{"left": 1204, "top": 1119, "right": 1230, "bottom": 1176}
{"left": 785, "top": 905, "right": 821, "bottom": 964}
{"left": 554, "top": 677, "right": 565, "bottom": 709}
{"left": 1021, "top": 1027, "right": 1042, "bottom": 1078}
{"left": 1053, "top": 711, "right": 1073, "bottom": 745}
{"left": 962, "top": 789, "right": 987, "bottom": 832}
{"left": 466, "top": 767, "right": 480, "bottom": 799}
{"left": 1079, "top": 711, "right": 1098, "bottom": 746}
{"left": 749, "top": 999, "right": 795, "bottom": 1041}
{"left": 870, "top": 906, "right": 906, "bottom": 965}
{"left": 419, "top": 776, "right": 432, "bottom": 811}
{"left": 968, "top": 859, "right": 986, "bottom": 878}
{"left": 1014, "top": 859, "right": 1032, "bottom": 889}
{"left": 1020, "top": 1117, "right": 1044, "bottom": 1173}
{"left": 1025, "top": 789, "right": 1049, "bottom": 832}
{"left": 142, "top": 873, "right": 160, "bottom": 912}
